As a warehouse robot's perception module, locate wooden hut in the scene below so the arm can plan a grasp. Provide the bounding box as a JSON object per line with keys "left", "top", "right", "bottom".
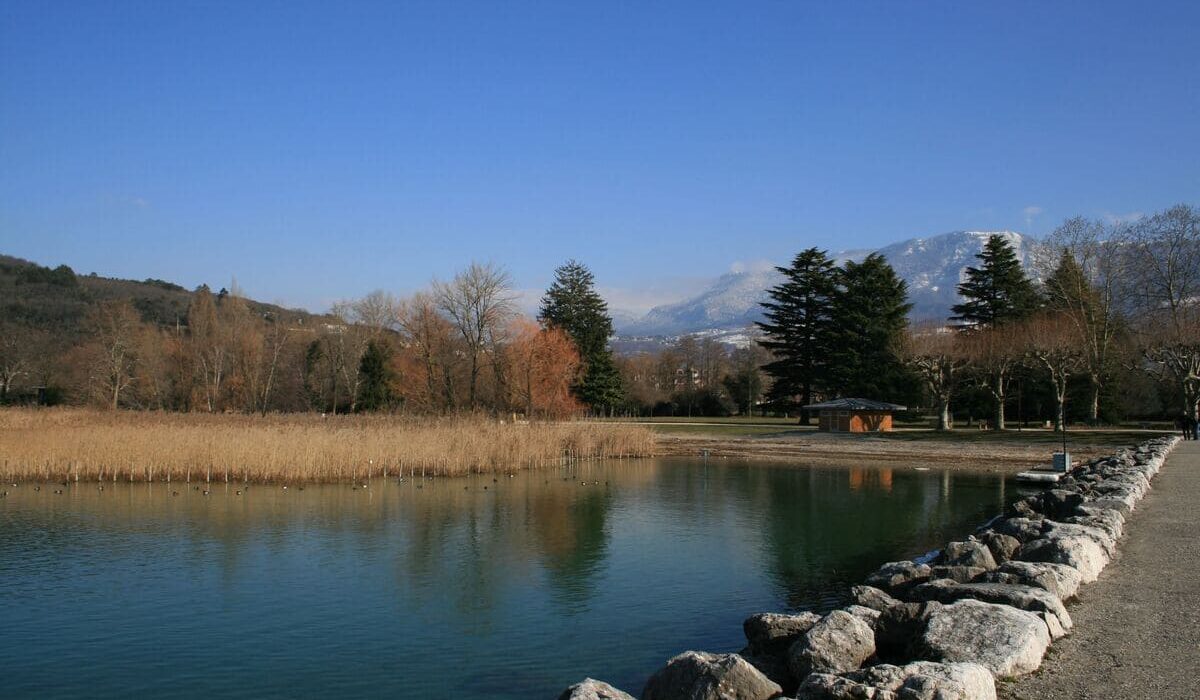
{"left": 805, "top": 398, "right": 907, "bottom": 433}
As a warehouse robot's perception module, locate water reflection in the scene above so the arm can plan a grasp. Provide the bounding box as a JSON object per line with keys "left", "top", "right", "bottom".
{"left": 0, "top": 459, "right": 1026, "bottom": 700}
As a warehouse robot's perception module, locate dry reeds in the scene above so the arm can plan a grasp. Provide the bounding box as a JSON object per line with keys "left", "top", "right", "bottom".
{"left": 0, "top": 408, "right": 656, "bottom": 483}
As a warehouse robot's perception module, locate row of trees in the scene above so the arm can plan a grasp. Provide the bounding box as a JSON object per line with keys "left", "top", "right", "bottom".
{"left": 615, "top": 334, "right": 771, "bottom": 417}
{"left": 759, "top": 204, "right": 1200, "bottom": 429}
{"left": 1, "top": 261, "right": 626, "bottom": 418}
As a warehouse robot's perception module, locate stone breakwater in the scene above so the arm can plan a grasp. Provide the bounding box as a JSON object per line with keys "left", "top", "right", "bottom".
{"left": 557, "top": 437, "right": 1180, "bottom": 700}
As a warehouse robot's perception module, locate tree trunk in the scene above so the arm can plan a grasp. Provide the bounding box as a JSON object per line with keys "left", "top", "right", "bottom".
{"left": 1089, "top": 374, "right": 1101, "bottom": 424}
{"left": 993, "top": 379, "right": 1006, "bottom": 431}
{"left": 937, "top": 400, "right": 952, "bottom": 431}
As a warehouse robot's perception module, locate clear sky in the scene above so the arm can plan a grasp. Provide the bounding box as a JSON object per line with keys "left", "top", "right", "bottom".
{"left": 2, "top": 1, "right": 1197, "bottom": 314}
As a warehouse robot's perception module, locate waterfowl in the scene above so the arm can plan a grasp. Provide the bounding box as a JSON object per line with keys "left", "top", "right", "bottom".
{"left": 34, "top": 486, "right": 40, "bottom": 491}
{"left": 202, "top": 490, "right": 211, "bottom": 495}
{"left": 53, "top": 489, "right": 63, "bottom": 494}
{"left": 172, "top": 491, "right": 179, "bottom": 496}
{"left": 236, "top": 490, "right": 243, "bottom": 495}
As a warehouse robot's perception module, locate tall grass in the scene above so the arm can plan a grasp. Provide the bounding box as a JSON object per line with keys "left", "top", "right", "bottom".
{"left": 0, "top": 408, "right": 656, "bottom": 483}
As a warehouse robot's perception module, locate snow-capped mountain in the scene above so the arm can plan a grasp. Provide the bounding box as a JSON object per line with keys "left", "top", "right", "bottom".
{"left": 613, "top": 230, "right": 1037, "bottom": 337}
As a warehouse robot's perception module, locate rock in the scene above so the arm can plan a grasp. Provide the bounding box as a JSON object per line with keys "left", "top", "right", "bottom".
{"left": 865, "top": 561, "right": 932, "bottom": 595}
{"left": 794, "top": 674, "right": 898, "bottom": 700}
{"left": 1084, "top": 496, "right": 1133, "bottom": 517}
{"left": 797, "top": 662, "right": 996, "bottom": 700}
{"left": 1039, "top": 611, "right": 1068, "bottom": 640}
{"left": 743, "top": 612, "right": 822, "bottom": 657}
{"left": 929, "top": 565, "right": 988, "bottom": 583}
{"left": 788, "top": 610, "right": 876, "bottom": 680}
{"left": 976, "top": 561, "right": 1081, "bottom": 601}
{"left": 557, "top": 678, "right": 637, "bottom": 700}
{"left": 1040, "top": 521, "right": 1116, "bottom": 556}
{"left": 851, "top": 585, "right": 901, "bottom": 613}
{"left": 979, "top": 532, "right": 1021, "bottom": 565}
{"left": 989, "top": 518, "right": 1044, "bottom": 544}
{"left": 906, "top": 582, "right": 1072, "bottom": 635}
{"left": 1064, "top": 508, "right": 1125, "bottom": 541}
{"left": 1019, "top": 535, "right": 1109, "bottom": 583}
{"left": 1034, "top": 489, "right": 1086, "bottom": 520}
{"left": 845, "top": 605, "right": 883, "bottom": 628}
{"left": 739, "top": 652, "right": 795, "bottom": 696}
{"left": 642, "top": 651, "right": 782, "bottom": 700}
{"left": 873, "top": 602, "right": 942, "bottom": 663}
{"left": 941, "top": 541, "right": 997, "bottom": 570}
{"left": 921, "top": 600, "right": 1051, "bottom": 676}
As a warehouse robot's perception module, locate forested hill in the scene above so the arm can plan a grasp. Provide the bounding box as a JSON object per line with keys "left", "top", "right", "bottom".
{"left": 0, "top": 254, "right": 322, "bottom": 337}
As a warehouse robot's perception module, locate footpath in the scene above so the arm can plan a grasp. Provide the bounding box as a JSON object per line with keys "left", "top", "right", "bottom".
{"left": 1001, "top": 441, "right": 1200, "bottom": 699}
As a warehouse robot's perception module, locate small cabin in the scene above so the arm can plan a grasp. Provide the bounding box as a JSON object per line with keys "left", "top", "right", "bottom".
{"left": 806, "top": 398, "right": 907, "bottom": 433}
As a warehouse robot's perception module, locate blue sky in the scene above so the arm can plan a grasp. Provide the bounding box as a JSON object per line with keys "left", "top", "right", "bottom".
{"left": 2, "top": 1, "right": 1197, "bottom": 314}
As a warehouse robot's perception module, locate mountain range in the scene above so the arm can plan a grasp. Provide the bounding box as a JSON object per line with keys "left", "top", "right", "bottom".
{"left": 612, "top": 230, "right": 1038, "bottom": 340}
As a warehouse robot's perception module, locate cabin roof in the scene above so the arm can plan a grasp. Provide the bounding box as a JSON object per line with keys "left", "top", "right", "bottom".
{"left": 804, "top": 398, "right": 907, "bottom": 411}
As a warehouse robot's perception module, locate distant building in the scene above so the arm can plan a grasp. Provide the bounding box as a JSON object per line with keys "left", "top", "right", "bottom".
{"left": 805, "top": 398, "right": 907, "bottom": 433}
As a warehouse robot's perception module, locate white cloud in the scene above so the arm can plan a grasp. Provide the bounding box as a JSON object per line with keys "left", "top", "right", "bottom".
{"left": 1022, "top": 205, "right": 1044, "bottom": 226}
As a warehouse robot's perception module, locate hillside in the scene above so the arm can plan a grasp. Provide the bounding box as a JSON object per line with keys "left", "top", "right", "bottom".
{"left": 0, "top": 254, "right": 323, "bottom": 339}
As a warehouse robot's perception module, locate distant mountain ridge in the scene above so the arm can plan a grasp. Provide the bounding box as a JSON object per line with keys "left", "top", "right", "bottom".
{"left": 614, "top": 230, "right": 1037, "bottom": 337}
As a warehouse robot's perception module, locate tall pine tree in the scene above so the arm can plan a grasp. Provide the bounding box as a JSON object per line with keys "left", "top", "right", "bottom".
{"left": 828, "top": 253, "right": 916, "bottom": 400}
{"left": 951, "top": 235, "right": 1041, "bottom": 327}
{"left": 539, "top": 261, "right": 623, "bottom": 413}
{"left": 756, "top": 248, "right": 838, "bottom": 420}
{"left": 357, "top": 339, "right": 396, "bottom": 412}
{"left": 952, "top": 235, "right": 1040, "bottom": 430}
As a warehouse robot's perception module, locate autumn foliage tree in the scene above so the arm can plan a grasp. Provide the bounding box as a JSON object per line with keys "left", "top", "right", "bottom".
{"left": 507, "top": 318, "right": 583, "bottom": 418}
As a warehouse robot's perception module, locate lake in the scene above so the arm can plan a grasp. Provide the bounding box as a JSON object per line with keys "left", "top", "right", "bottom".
{"left": 0, "top": 458, "right": 1027, "bottom": 699}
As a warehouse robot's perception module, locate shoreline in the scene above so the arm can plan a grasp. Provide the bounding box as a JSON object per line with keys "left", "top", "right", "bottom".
{"left": 653, "top": 432, "right": 1141, "bottom": 474}
{"left": 561, "top": 436, "right": 1179, "bottom": 699}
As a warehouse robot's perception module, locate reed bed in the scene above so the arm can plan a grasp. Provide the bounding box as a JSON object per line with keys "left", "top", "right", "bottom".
{"left": 0, "top": 408, "right": 657, "bottom": 483}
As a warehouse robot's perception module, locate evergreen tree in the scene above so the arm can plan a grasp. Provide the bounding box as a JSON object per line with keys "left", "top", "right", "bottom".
{"left": 951, "top": 235, "right": 1041, "bottom": 327}
{"left": 756, "top": 248, "right": 838, "bottom": 419}
{"left": 539, "top": 260, "right": 623, "bottom": 412}
{"left": 828, "top": 253, "right": 916, "bottom": 400}
{"left": 357, "top": 339, "right": 396, "bottom": 412}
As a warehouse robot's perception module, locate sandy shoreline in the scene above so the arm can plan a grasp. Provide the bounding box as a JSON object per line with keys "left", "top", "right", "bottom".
{"left": 654, "top": 432, "right": 1124, "bottom": 474}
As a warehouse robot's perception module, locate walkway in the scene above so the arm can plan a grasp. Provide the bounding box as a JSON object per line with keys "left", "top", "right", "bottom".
{"left": 1000, "top": 441, "right": 1200, "bottom": 699}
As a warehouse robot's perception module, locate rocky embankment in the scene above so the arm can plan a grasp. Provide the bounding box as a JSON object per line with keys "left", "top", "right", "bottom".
{"left": 558, "top": 437, "right": 1179, "bottom": 700}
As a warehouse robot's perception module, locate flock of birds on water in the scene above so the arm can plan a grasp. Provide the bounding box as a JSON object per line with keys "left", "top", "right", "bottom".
{"left": 0, "top": 473, "right": 611, "bottom": 500}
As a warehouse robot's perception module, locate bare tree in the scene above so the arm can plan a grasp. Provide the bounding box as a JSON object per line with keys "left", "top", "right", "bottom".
{"left": 1036, "top": 216, "right": 1127, "bottom": 422}
{"left": 1020, "top": 313, "right": 1087, "bottom": 431}
{"left": 962, "top": 325, "right": 1022, "bottom": 430}
{"left": 188, "top": 286, "right": 229, "bottom": 412}
{"left": 900, "top": 322, "right": 967, "bottom": 431}
{"left": 433, "top": 262, "right": 516, "bottom": 410}
{"left": 398, "top": 292, "right": 460, "bottom": 412}
{"left": 86, "top": 300, "right": 143, "bottom": 409}
{"left": 0, "top": 320, "right": 36, "bottom": 402}
{"left": 1124, "top": 205, "right": 1200, "bottom": 419}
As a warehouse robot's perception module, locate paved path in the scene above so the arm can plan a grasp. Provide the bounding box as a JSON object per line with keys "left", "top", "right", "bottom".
{"left": 1000, "top": 441, "right": 1200, "bottom": 699}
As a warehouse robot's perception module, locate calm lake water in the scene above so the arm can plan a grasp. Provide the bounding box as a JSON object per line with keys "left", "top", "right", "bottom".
{"left": 0, "top": 458, "right": 1027, "bottom": 699}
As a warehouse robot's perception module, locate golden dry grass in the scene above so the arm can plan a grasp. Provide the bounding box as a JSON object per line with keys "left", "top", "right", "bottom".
{"left": 0, "top": 408, "right": 656, "bottom": 483}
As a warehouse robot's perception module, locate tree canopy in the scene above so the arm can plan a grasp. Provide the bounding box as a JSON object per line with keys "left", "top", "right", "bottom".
{"left": 539, "top": 260, "right": 623, "bottom": 412}
{"left": 756, "top": 248, "right": 839, "bottom": 414}
{"left": 951, "top": 235, "right": 1040, "bottom": 327}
